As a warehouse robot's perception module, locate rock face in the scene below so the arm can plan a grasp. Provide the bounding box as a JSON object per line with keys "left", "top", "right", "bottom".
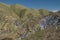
{"left": 39, "top": 13, "right": 60, "bottom": 40}
{"left": 40, "top": 13, "right": 60, "bottom": 30}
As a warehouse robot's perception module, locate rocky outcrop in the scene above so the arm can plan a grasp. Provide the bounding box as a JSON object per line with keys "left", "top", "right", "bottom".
{"left": 40, "top": 13, "right": 60, "bottom": 30}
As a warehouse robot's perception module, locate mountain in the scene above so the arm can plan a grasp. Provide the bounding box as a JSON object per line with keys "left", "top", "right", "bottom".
{"left": 0, "top": 3, "right": 60, "bottom": 40}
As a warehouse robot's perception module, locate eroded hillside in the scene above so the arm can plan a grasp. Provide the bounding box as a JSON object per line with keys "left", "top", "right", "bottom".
{"left": 0, "top": 3, "right": 60, "bottom": 40}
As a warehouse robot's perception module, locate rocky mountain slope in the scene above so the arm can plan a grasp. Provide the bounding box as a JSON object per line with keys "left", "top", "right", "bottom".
{"left": 0, "top": 3, "right": 60, "bottom": 40}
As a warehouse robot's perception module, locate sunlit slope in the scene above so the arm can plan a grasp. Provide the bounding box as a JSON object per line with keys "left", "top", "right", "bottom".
{"left": 0, "top": 2, "right": 60, "bottom": 40}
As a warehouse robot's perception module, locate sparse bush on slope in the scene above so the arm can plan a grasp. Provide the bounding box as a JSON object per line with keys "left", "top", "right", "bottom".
{"left": 19, "top": 9, "right": 27, "bottom": 18}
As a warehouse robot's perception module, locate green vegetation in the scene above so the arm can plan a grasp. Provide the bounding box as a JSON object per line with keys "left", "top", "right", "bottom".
{"left": 19, "top": 9, "right": 27, "bottom": 18}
